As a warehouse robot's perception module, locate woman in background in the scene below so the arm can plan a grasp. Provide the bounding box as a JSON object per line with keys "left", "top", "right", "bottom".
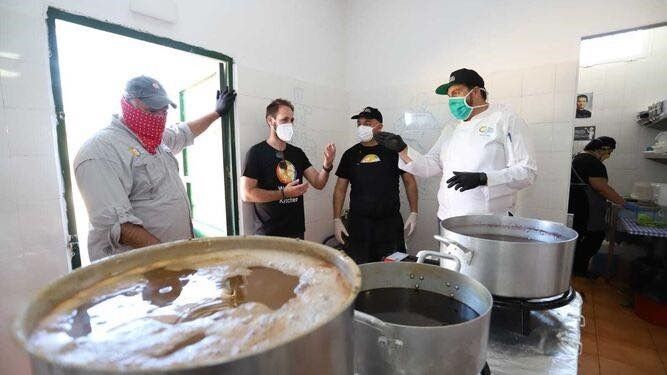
{"left": 568, "top": 136, "right": 625, "bottom": 277}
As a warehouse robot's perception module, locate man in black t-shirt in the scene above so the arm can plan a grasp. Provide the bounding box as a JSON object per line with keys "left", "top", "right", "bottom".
{"left": 333, "top": 107, "right": 419, "bottom": 263}
{"left": 568, "top": 136, "right": 624, "bottom": 276}
{"left": 241, "top": 98, "right": 336, "bottom": 238}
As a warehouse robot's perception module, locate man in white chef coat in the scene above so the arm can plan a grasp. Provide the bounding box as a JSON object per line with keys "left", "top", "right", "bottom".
{"left": 375, "top": 68, "right": 537, "bottom": 220}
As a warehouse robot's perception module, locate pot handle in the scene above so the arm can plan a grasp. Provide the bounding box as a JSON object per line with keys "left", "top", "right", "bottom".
{"left": 354, "top": 310, "right": 389, "bottom": 333}
{"left": 434, "top": 235, "right": 473, "bottom": 265}
{"left": 354, "top": 311, "right": 404, "bottom": 357}
{"left": 416, "top": 250, "right": 461, "bottom": 272}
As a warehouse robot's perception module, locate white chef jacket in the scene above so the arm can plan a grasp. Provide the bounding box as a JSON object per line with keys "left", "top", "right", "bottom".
{"left": 399, "top": 103, "right": 537, "bottom": 220}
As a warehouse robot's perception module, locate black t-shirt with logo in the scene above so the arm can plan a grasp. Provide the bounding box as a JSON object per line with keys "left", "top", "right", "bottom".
{"left": 336, "top": 143, "right": 405, "bottom": 218}
{"left": 243, "top": 141, "right": 312, "bottom": 236}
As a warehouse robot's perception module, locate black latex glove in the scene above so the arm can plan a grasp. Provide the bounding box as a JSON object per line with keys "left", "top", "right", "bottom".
{"left": 374, "top": 132, "right": 407, "bottom": 152}
{"left": 446, "top": 171, "right": 488, "bottom": 192}
{"left": 216, "top": 87, "right": 237, "bottom": 117}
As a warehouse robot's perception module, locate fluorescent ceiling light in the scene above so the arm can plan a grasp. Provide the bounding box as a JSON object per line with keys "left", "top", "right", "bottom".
{"left": 0, "top": 68, "right": 20, "bottom": 78}
{"left": 0, "top": 51, "right": 21, "bottom": 60}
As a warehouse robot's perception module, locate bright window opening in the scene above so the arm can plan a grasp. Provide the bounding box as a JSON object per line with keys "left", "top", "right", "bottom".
{"left": 580, "top": 29, "right": 649, "bottom": 67}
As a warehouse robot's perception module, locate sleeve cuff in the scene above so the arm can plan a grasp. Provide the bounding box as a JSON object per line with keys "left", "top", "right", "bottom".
{"left": 108, "top": 206, "right": 143, "bottom": 249}
{"left": 398, "top": 146, "right": 421, "bottom": 171}
{"left": 485, "top": 169, "right": 506, "bottom": 187}
{"left": 178, "top": 122, "right": 195, "bottom": 147}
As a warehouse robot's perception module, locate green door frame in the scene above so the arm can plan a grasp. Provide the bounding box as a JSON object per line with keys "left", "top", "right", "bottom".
{"left": 46, "top": 7, "right": 240, "bottom": 269}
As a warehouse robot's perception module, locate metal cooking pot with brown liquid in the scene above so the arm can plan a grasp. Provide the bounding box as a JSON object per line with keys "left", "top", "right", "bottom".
{"left": 13, "top": 236, "right": 361, "bottom": 375}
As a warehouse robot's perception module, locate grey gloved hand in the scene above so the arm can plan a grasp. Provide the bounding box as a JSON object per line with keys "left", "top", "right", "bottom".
{"left": 374, "top": 132, "right": 407, "bottom": 152}
{"left": 446, "top": 172, "right": 488, "bottom": 192}
{"left": 216, "top": 87, "right": 237, "bottom": 117}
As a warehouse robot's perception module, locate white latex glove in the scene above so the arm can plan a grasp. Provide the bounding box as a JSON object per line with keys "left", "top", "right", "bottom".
{"left": 404, "top": 212, "right": 418, "bottom": 237}
{"left": 334, "top": 218, "right": 349, "bottom": 244}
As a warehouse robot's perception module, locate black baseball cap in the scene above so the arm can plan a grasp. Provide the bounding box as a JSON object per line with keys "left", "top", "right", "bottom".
{"left": 351, "top": 107, "right": 383, "bottom": 122}
{"left": 435, "top": 68, "right": 485, "bottom": 96}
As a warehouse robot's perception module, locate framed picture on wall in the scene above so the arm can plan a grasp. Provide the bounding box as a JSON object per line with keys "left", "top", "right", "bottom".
{"left": 575, "top": 93, "right": 593, "bottom": 118}
{"left": 574, "top": 126, "right": 596, "bottom": 141}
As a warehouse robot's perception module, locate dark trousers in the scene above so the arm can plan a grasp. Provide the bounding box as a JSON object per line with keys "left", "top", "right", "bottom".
{"left": 346, "top": 212, "right": 405, "bottom": 264}
{"left": 573, "top": 230, "right": 605, "bottom": 275}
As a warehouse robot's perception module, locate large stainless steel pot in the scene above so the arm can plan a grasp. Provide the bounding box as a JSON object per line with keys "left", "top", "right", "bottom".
{"left": 437, "top": 215, "right": 578, "bottom": 298}
{"left": 354, "top": 252, "right": 493, "bottom": 375}
{"left": 13, "top": 236, "right": 361, "bottom": 375}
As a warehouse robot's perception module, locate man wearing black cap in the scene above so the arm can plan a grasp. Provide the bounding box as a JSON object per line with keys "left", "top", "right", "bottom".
{"left": 375, "top": 68, "right": 537, "bottom": 221}
{"left": 568, "top": 136, "right": 624, "bottom": 276}
{"left": 332, "top": 107, "right": 419, "bottom": 263}
{"left": 74, "top": 75, "right": 236, "bottom": 261}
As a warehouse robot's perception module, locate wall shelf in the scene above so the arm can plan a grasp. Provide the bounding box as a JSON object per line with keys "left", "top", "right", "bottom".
{"left": 643, "top": 151, "right": 667, "bottom": 164}
{"left": 642, "top": 116, "right": 667, "bottom": 130}
{"left": 637, "top": 100, "right": 667, "bottom": 130}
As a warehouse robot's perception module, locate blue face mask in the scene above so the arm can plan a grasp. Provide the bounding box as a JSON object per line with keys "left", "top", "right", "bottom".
{"left": 448, "top": 88, "right": 487, "bottom": 120}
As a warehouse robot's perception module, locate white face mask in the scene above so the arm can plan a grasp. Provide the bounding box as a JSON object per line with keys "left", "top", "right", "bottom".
{"left": 356, "top": 125, "right": 375, "bottom": 142}
{"left": 274, "top": 123, "right": 294, "bottom": 142}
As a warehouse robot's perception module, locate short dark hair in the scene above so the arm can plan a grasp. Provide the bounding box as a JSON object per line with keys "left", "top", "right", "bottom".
{"left": 577, "top": 94, "right": 588, "bottom": 101}
{"left": 266, "top": 98, "right": 294, "bottom": 119}
{"left": 584, "top": 136, "right": 616, "bottom": 151}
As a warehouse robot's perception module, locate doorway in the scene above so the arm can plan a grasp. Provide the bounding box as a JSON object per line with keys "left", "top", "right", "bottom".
{"left": 47, "top": 8, "right": 239, "bottom": 268}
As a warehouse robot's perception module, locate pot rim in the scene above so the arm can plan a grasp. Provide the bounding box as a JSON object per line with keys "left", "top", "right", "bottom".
{"left": 440, "top": 215, "right": 579, "bottom": 245}
{"left": 354, "top": 262, "right": 493, "bottom": 330}
{"left": 13, "top": 235, "right": 362, "bottom": 373}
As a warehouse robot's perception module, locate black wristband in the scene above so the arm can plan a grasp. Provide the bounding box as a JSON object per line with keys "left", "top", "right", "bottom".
{"left": 323, "top": 164, "right": 333, "bottom": 172}
{"left": 480, "top": 173, "right": 488, "bottom": 186}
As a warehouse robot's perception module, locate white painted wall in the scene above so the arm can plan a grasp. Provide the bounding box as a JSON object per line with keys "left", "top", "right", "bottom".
{"left": 0, "top": 0, "right": 348, "bottom": 373}
{"left": 575, "top": 26, "right": 667, "bottom": 196}
{"left": 344, "top": 0, "right": 667, "bottom": 252}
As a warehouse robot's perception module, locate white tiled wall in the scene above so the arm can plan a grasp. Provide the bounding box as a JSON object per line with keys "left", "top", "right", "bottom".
{"left": 574, "top": 26, "right": 667, "bottom": 195}
{"left": 489, "top": 61, "right": 578, "bottom": 224}
{"left": 0, "top": 6, "right": 71, "bottom": 373}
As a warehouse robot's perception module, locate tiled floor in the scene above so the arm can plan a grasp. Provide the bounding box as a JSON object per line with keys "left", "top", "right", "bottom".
{"left": 573, "top": 276, "right": 667, "bottom": 374}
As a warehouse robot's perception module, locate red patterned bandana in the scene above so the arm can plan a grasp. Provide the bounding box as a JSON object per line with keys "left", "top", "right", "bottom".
{"left": 120, "top": 97, "right": 167, "bottom": 154}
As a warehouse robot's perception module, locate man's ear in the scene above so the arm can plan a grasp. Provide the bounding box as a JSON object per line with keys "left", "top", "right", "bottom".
{"left": 266, "top": 116, "right": 273, "bottom": 127}
{"left": 377, "top": 123, "right": 384, "bottom": 131}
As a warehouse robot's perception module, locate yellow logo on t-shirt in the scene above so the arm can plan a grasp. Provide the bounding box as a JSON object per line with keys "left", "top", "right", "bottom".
{"left": 360, "top": 154, "right": 381, "bottom": 163}
{"left": 275, "top": 160, "right": 297, "bottom": 184}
